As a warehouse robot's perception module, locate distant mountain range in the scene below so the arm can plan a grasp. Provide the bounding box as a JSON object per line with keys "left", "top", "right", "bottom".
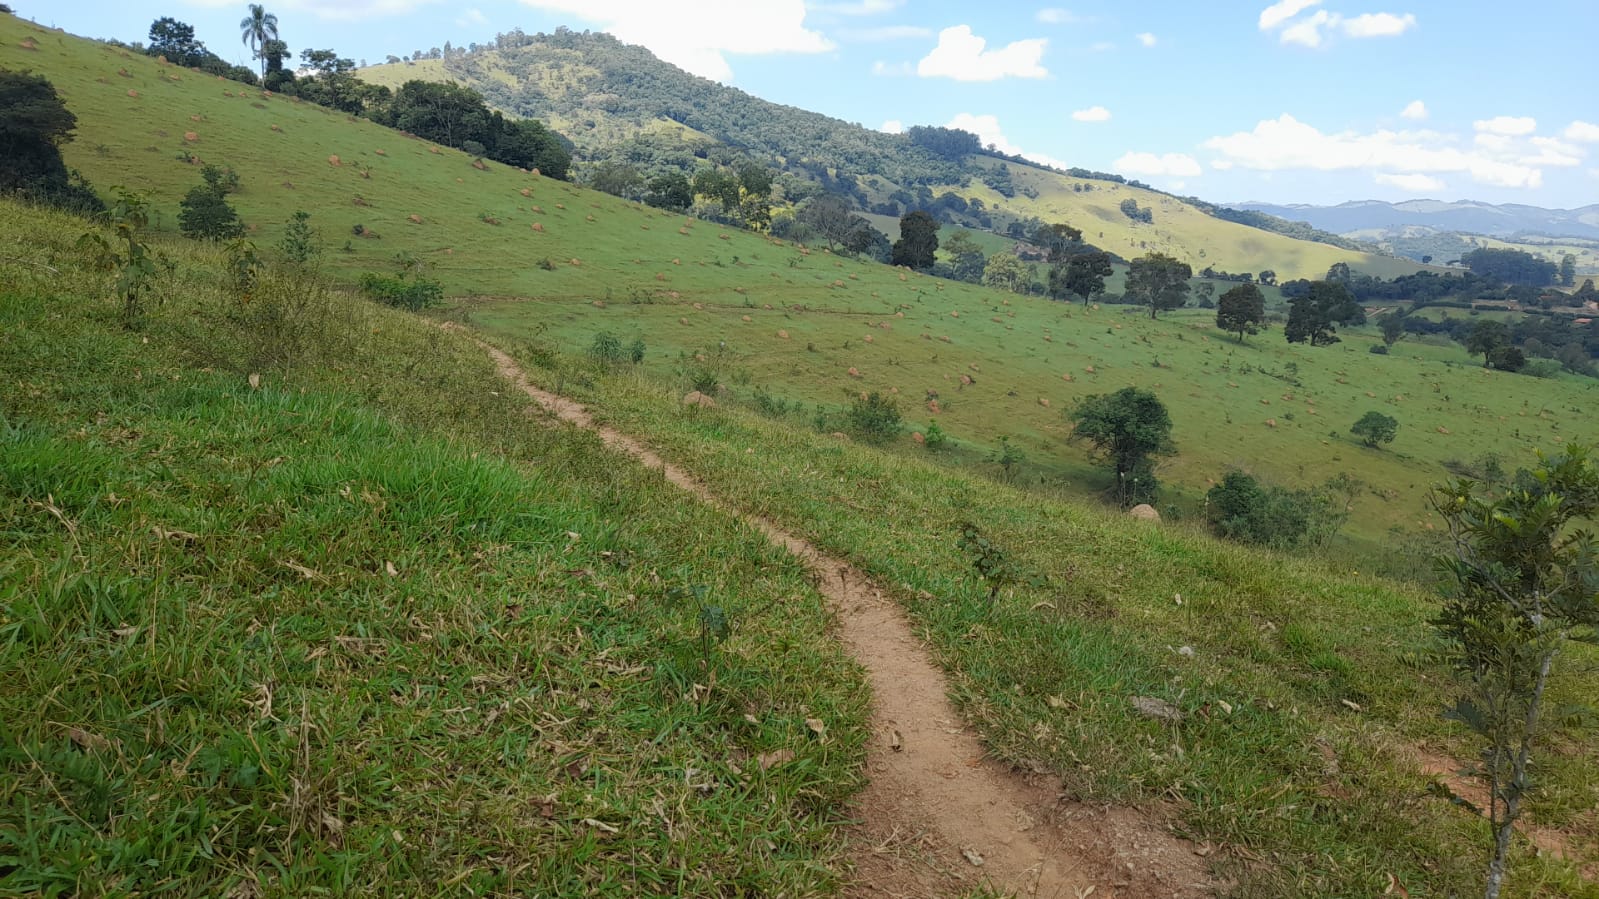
{"left": 1233, "top": 200, "right": 1599, "bottom": 240}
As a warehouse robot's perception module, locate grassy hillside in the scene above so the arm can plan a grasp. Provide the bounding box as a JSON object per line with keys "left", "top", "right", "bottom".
{"left": 493, "top": 333, "right": 1599, "bottom": 896}
{"left": 0, "top": 198, "right": 868, "bottom": 895}
{"left": 6, "top": 19, "right": 1599, "bottom": 898}
{"left": 7, "top": 15, "right": 1589, "bottom": 554}
{"left": 357, "top": 35, "right": 1413, "bottom": 283}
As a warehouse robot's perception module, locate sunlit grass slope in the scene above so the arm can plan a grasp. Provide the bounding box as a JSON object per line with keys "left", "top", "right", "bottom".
{"left": 0, "top": 198, "right": 867, "bottom": 895}
{"left": 468, "top": 261, "right": 1598, "bottom": 546}
{"left": 495, "top": 337, "right": 1599, "bottom": 897}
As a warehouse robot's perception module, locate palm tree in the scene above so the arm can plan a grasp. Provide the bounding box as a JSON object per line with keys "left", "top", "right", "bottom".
{"left": 239, "top": 4, "right": 279, "bottom": 78}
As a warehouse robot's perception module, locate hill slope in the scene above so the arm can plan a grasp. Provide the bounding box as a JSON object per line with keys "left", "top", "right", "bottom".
{"left": 1239, "top": 199, "right": 1599, "bottom": 240}
{"left": 358, "top": 29, "right": 1413, "bottom": 282}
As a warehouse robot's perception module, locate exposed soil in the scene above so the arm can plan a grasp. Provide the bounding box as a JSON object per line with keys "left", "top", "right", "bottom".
{"left": 447, "top": 323, "right": 1213, "bottom": 897}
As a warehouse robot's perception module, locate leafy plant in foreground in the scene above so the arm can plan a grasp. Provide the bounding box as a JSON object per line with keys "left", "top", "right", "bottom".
{"left": 76, "top": 188, "right": 159, "bottom": 327}
{"left": 1430, "top": 445, "right": 1599, "bottom": 899}
{"left": 956, "top": 522, "right": 1024, "bottom": 605}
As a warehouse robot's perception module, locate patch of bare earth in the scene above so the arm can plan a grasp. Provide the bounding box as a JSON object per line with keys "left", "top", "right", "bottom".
{"left": 447, "top": 323, "right": 1214, "bottom": 897}
{"left": 1415, "top": 746, "right": 1597, "bottom": 881}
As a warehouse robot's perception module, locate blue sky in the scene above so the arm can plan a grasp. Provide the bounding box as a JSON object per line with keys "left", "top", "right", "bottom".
{"left": 29, "top": 0, "right": 1599, "bottom": 207}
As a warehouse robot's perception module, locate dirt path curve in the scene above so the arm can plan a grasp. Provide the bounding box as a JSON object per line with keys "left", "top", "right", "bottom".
{"left": 446, "top": 324, "right": 1211, "bottom": 898}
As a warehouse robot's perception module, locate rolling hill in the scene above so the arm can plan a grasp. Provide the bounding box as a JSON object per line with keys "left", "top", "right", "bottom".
{"left": 5, "top": 12, "right": 1599, "bottom": 896}
{"left": 357, "top": 29, "right": 1417, "bottom": 283}
{"left": 1238, "top": 198, "right": 1599, "bottom": 240}
{"left": 5, "top": 13, "right": 1592, "bottom": 553}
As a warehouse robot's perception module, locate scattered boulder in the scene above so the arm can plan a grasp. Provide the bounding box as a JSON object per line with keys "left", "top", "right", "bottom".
{"left": 682, "top": 391, "right": 717, "bottom": 409}
{"left": 1128, "top": 504, "right": 1161, "bottom": 522}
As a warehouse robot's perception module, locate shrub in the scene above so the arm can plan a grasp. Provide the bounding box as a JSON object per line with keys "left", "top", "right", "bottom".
{"left": 277, "top": 210, "right": 319, "bottom": 265}
{"left": 845, "top": 391, "right": 902, "bottom": 443}
{"left": 589, "top": 331, "right": 625, "bottom": 364}
{"left": 357, "top": 272, "right": 442, "bottom": 310}
{"left": 689, "top": 368, "right": 720, "bottom": 394}
{"left": 923, "top": 420, "right": 948, "bottom": 451}
{"left": 177, "top": 182, "right": 244, "bottom": 241}
{"left": 1369, "top": 344, "right": 1389, "bottom": 355}
{"left": 752, "top": 386, "right": 796, "bottom": 418}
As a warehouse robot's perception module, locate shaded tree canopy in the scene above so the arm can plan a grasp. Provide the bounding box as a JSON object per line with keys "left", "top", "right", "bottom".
{"left": 892, "top": 210, "right": 939, "bottom": 269}
{"left": 1069, "top": 387, "right": 1175, "bottom": 506}
{"left": 1216, "top": 282, "right": 1266, "bottom": 341}
{"left": 1124, "top": 252, "right": 1192, "bottom": 319}
{"left": 0, "top": 69, "right": 103, "bottom": 214}
{"left": 1285, "top": 280, "right": 1363, "bottom": 346}
{"left": 1461, "top": 247, "right": 1558, "bottom": 286}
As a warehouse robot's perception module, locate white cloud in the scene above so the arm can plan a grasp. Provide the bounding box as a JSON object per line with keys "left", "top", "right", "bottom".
{"left": 1210, "top": 159, "right": 1234, "bottom": 170}
{"left": 837, "top": 25, "right": 931, "bottom": 41}
{"left": 1342, "top": 12, "right": 1415, "bottom": 37}
{"left": 1272, "top": 8, "right": 1418, "bottom": 47}
{"left": 946, "top": 113, "right": 1068, "bottom": 170}
{"left": 880, "top": 119, "right": 905, "bottom": 134}
{"left": 1523, "top": 137, "right": 1583, "bottom": 168}
{"left": 1400, "top": 100, "right": 1427, "bottom": 120}
{"left": 1280, "top": 10, "right": 1336, "bottom": 47}
{"left": 1071, "top": 105, "right": 1112, "bottom": 122}
{"left": 1203, "top": 113, "right": 1548, "bottom": 189}
{"left": 1036, "top": 7, "right": 1087, "bottom": 24}
{"left": 1564, "top": 121, "right": 1599, "bottom": 143}
{"left": 1374, "top": 172, "right": 1444, "bottom": 192}
{"left": 1259, "top": 0, "right": 1322, "bottom": 31}
{"left": 455, "top": 7, "right": 488, "bottom": 27}
{"left": 916, "top": 25, "right": 1049, "bottom": 81}
{"left": 1114, "top": 151, "right": 1203, "bottom": 178}
{"left": 870, "top": 60, "right": 914, "bottom": 76}
{"left": 517, "top": 0, "right": 831, "bottom": 82}
{"left": 1473, "top": 115, "right": 1537, "bottom": 136}
{"left": 1136, "top": 32, "right": 1158, "bottom": 47}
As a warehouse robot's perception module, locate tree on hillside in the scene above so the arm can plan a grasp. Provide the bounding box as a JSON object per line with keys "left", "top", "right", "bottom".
{"left": 1285, "top": 280, "right": 1363, "bottom": 346}
{"left": 149, "top": 17, "right": 209, "bottom": 68}
{"left": 1465, "top": 319, "right": 1511, "bottom": 366}
{"left": 1051, "top": 251, "right": 1113, "bottom": 305}
{"left": 1559, "top": 253, "right": 1577, "bottom": 288}
{"left": 240, "top": 4, "right": 280, "bottom": 78}
{"left": 1035, "top": 222, "right": 1084, "bottom": 263}
{"left": 644, "top": 171, "right": 692, "bottom": 211}
{"left": 1461, "top": 247, "right": 1557, "bottom": 286}
{"left": 892, "top": 211, "right": 939, "bottom": 270}
{"left": 1430, "top": 445, "right": 1599, "bottom": 899}
{"left": 1326, "top": 261, "right": 1353, "bottom": 284}
{"left": 1069, "top": 387, "right": 1175, "bottom": 507}
{"left": 1124, "top": 252, "right": 1192, "bottom": 319}
{"left": 797, "top": 194, "right": 856, "bottom": 251}
{"left": 983, "top": 252, "right": 1030, "bottom": 294}
{"left": 178, "top": 175, "right": 244, "bottom": 241}
{"left": 0, "top": 69, "right": 103, "bottom": 214}
{"left": 1258, "top": 269, "right": 1277, "bottom": 286}
{"left": 1487, "top": 345, "right": 1526, "bottom": 373}
{"left": 1380, "top": 313, "right": 1406, "bottom": 346}
{"left": 1215, "top": 282, "right": 1265, "bottom": 341}
{"left": 1350, "top": 411, "right": 1398, "bottom": 448}
{"left": 586, "top": 161, "right": 643, "bottom": 199}
{"left": 943, "top": 231, "right": 986, "bottom": 283}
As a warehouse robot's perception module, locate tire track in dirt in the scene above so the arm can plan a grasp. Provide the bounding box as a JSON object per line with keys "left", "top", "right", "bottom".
{"left": 446, "top": 323, "right": 1212, "bottom": 898}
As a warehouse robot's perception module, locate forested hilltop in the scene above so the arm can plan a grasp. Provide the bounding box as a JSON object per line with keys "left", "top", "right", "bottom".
{"left": 357, "top": 28, "right": 1372, "bottom": 264}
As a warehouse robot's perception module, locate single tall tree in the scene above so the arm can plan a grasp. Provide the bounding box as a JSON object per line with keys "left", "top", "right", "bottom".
{"left": 1215, "top": 282, "right": 1265, "bottom": 342}
{"left": 1069, "top": 387, "right": 1176, "bottom": 507}
{"left": 1124, "top": 252, "right": 1192, "bottom": 319}
{"left": 892, "top": 210, "right": 939, "bottom": 270}
{"left": 240, "top": 4, "right": 280, "bottom": 78}
{"left": 1285, "top": 280, "right": 1363, "bottom": 346}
